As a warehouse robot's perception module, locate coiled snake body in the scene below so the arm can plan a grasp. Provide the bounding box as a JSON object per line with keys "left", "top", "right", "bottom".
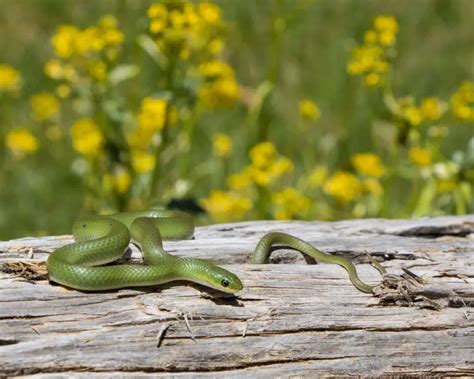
{"left": 47, "top": 210, "right": 384, "bottom": 293}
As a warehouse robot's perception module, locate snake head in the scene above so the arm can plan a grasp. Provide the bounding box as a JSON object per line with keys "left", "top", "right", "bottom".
{"left": 188, "top": 259, "right": 243, "bottom": 294}
{"left": 211, "top": 266, "right": 243, "bottom": 294}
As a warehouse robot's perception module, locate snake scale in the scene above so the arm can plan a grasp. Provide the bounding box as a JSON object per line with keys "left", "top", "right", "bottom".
{"left": 47, "top": 210, "right": 385, "bottom": 294}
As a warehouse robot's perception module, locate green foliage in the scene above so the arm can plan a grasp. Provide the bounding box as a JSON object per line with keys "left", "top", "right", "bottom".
{"left": 0, "top": 0, "right": 473, "bottom": 239}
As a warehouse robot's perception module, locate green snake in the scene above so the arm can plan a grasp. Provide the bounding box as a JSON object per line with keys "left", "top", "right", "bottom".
{"left": 47, "top": 210, "right": 385, "bottom": 294}
{"left": 252, "top": 232, "right": 386, "bottom": 293}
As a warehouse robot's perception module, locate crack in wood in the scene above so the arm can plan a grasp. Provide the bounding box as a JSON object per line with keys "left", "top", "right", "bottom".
{"left": 392, "top": 224, "right": 474, "bottom": 238}
{"left": 2, "top": 355, "right": 360, "bottom": 377}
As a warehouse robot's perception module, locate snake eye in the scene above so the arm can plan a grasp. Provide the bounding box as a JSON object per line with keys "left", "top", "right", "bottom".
{"left": 221, "top": 278, "right": 230, "bottom": 287}
{"left": 82, "top": 224, "right": 87, "bottom": 228}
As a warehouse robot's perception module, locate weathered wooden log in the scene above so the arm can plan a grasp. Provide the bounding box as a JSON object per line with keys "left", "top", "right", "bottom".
{"left": 1, "top": 216, "right": 473, "bottom": 377}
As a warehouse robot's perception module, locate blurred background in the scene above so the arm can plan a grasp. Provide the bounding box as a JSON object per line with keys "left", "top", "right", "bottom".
{"left": 0, "top": 0, "right": 473, "bottom": 239}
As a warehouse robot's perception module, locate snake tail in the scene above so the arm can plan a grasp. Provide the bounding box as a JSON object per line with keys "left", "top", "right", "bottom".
{"left": 252, "top": 232, "right": 385, "bottom": 293}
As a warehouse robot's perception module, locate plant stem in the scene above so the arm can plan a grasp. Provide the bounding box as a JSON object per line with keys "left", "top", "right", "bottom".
{"left": 149, "top": 54, "right": 178, "bottom": 204}
{"left": 256, "top": 10, "right": 286, "bottom": 143}
{"left": 256, "top": 184, "right": 272, "bottom": 219}
{"left": 180, "top": 105, "right": 198, "bottom": 178}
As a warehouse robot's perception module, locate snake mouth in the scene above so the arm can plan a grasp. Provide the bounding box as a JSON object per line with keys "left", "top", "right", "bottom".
{"left": 192, "top": 278, "right": 243, "bottom": 294}
{"left": 187, "top": 273, "right": 243, "bottom": 294}
{"left": 221, "top": 285, "right": 243, "bottom": 294}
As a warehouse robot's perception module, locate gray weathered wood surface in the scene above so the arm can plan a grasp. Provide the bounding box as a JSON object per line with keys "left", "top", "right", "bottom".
{"left": 1, "top": 216, "right": 473, "bottom": 377}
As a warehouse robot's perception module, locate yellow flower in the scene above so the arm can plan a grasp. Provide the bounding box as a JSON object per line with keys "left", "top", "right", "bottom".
{"left": 51, "top": 25, "right": 80, "bottom": 58}
{"left": 273, "top": 187, "right": 311, "bottom": 220}
{"left": 132, "top": 98, "right": 177, "bottom": 149}
{"left": 101, "top": 18, "right": 124, "bottom": 46}
{"left": 420, "top": 97, "right": 446, "bottom": 121}
{"left": 131, "top": 150, "right": 155, "bottom": 174}
{"left": 365, "top": 16, "right": 399, "bottom": 47}
{"left": 245, "top": 158, "right": 293, "bottom": 187}
{"left": 201, "top": 191, "right": 251, "bottom": 222}
{"left": 99, "top": 15, "right": 118, "bottom": 29}
{"left": 198, "top": 78, "right": 240, "bottom": 109}
{"left": 213, "top": 133, "right": 232, "bottom": 158}
{"left": 307, "top": 165, "right": 328, "bottom": 188}
{"left": 44, "top": 60, "right": 64, "bottom": 79}
{"left": 179, "top": 47, "right": 191, "bottom": 60}
{"left": 6, "top": 128, "right": 39, "bottom": 156}
{"left": 364, "top": 72, "right": 381, "bottom": 87}
{"left": 363, "top": 178, "right": 384, "bottom": 197}
{"left": 199, "top": 60, "right": 234, "bottom": 80}
{"left": 228, "top": 168, "right": 253, "bottom": 191}
{"left": 208, "top": 39, "right": 223, "bottom": 55}
{"left": 199, "top": 2, "right": 221, "bottom": 25}
{"left": 378, "top": 30, "right": 396, "bottom": 46}
{"left": 409, "top": 147, "right": 432, "bottom": 167}
{"left": 137, "top": 98, "right": 168, "bottom": 133}
{"left": 347, "top": 46, "right": 389, "bottom": 88}
{"left": 56, "top": 84, "right": 71, "bottom": 98}
{"left": 299, "top": 99, "right": 321, "bottom": 121}
{"left": 374, "top": 15, "right": 399, "bottom": 35}
{"left": 364, "top": 30, "right": 378, "bottom": 44}
{"left": 347, "top": 45, "right": 384, "bottom": 75}
{"left": 147, "top": 0, "right": 231, "bottom": 89}
{"left": 450, "top": 81, "right": 474, "bottom": 121}
{"left": 324, "top": 171, "right": 362, "bottom": 203}
{"left": 150, "top": 19, "right": 166, "bottom": 34}
{"left": 88, "top": 60, "right": 107, "bottom": 81}
{"left": 249, "top": 142, "right": 277, "bottom": 168}
{"left": 77, "top": 27, "right": 103, "bottom": 54}
{"left": 248, "top": 166, "right": 273, "bottom": 186}
{"left": 245, "top": 142, "right": 293, "bottom": 186}
{"left": 127, "top": 128, "right": 153, "bottom": 150}
{"left": 351, "top": 153, "right": 385, "bottom": 177}
{"left": 269, "top": 157, "right": 294, "bottom": 177}
{"left": 347, "top": 15, "right": 397, "bottom": 87}
{"left": 113, "top": 168, "right": 131, "bottom": 193}
{"left": 0, "top": 64, "right": 21, "bottom": 92}
{"left": 169, "top": 9, "right": 186, "bottom": 28}
{"left": 147, "top": 1, "right": 221, "bottom": 59}
{"left": 197, "top": 61, "right": 239, "bottom": 110}
{"left": 49, "top": 17, "right": 123, "bottom": 86}
{"left": 402, "top": 105, "right": 422, "bottom": 126}
{"left": 95, "top": 16, "right": 124, "bottom": 60}
{"left": 374, "top": 61, "right": 389, "bottom": 73}
{"left": 71, "top": 118, "right": 103, "bottom": 157}
{"left": 30, "top": 93, "right": 60, "bottom": 121}
{"left": 148, "top": 3, "right": 167, "bottom": 19}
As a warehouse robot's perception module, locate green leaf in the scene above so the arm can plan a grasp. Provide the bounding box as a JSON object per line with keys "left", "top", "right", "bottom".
{"left": 108, "top": 64, "right": 140, "bottom": 86}
{"left": 137, "top": 34, "right": 167, "bottom": 68}
{"left": 246, "top": 81, "right": 274, "bottom": 128}
{"left": 413, "top": 180, "right": 436, "bottom": 216}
